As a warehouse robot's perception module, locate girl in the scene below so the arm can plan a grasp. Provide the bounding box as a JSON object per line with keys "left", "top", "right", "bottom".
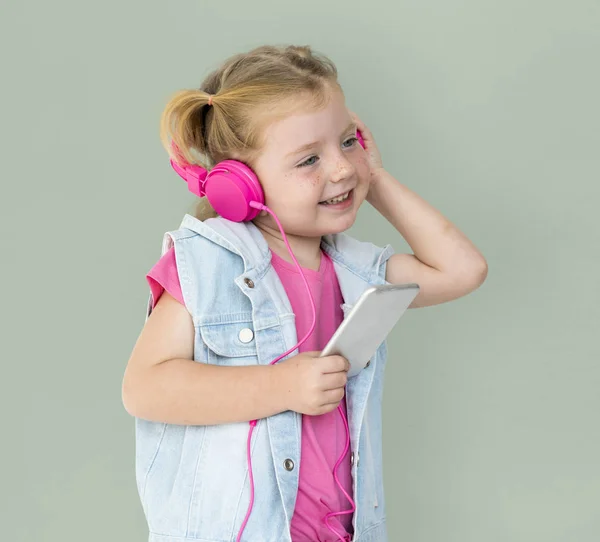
{"left": 122, "top": 45, "right": 487, "bottom": 542}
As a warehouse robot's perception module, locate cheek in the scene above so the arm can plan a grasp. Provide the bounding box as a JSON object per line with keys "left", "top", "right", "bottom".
{"left": 287, "top": 171, "right": 322, "bottom": 198}
{"left": 356, "top": 155, "right": 371, "bottom": 182}
{"left": 291, "top": 169, "right": 321, "bottom": 187}
{"left": 271, "top": 172, "right": 320, "bottom": 206}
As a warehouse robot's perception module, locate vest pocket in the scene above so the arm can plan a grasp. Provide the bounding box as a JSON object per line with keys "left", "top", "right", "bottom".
{"left": 198, "top": 317, "right": 259, "bottom": 366}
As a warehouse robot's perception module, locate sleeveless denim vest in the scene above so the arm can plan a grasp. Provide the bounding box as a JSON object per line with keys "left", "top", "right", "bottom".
{"left": 135, "top": 214, "right": 395, "bottom": 542}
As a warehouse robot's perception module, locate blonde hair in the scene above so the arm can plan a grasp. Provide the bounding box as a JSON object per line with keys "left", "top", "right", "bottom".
{"left": 159, "top": 44, "right": 341, "bottom": 220}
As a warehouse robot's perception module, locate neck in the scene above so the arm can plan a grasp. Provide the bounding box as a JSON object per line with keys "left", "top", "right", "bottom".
{"left": 253, "top": 221, "right": 322, "bottom": 271}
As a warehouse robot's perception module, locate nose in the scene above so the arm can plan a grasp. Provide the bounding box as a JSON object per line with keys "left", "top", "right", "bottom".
{"left": 330, "top": 151, "right": 356, "bottom": 184}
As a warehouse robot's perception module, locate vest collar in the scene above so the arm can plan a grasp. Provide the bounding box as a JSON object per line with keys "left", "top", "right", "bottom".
{"left": 178, "top": 214, "right": 390, "bottom": 304}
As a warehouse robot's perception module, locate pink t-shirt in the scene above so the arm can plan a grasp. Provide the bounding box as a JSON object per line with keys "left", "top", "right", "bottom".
{"left": 147, "top": 247, "right": 354, "bottom": 541}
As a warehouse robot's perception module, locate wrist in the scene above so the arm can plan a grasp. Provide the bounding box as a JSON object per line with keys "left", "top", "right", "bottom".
{"left": 366, "top": 167, "right": 389, "bottom": 206}
{"left": 270, "top": 362, "right": 292, "bottom": 412}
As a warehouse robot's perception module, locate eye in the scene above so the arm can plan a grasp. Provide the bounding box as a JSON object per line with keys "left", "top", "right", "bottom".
{"left": 343, "top": 136, "right": 358, "bottom": 148}
{"left": 297, "top": 155, "right": 319, "bottom": 168}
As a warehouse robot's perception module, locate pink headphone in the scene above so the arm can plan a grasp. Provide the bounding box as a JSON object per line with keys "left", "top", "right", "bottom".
{"left": 170, "top": 130, "right": 365, "bottom": 222}
{"left": 169, "top": 129, "right": 366, "bottom": 542}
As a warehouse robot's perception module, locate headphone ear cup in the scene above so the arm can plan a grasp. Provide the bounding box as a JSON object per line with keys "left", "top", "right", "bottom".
{"left": 204, "top": 160, "right": 265, "bottom": 222}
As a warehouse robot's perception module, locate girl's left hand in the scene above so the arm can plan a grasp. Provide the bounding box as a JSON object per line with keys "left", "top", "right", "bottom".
{"left": 349, "top": 111, "right": 385, "bottom": 198}
{"left": 349, "top": 110, "right": 384, "bottom": 171}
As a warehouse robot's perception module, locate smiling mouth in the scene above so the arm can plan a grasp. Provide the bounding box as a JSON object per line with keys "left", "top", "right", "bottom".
{"left": 319, "top": 190, "right": 353, "bottom": 205}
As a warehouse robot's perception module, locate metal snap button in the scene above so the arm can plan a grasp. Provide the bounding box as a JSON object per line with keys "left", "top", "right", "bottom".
{"left": 350, "top": 452, "right": 355, "bottom": 465}
{"left": 238, "top": 328, "right": 254, "bottom": 343}
{"left": 283, "top": 458, "right": 295, "bottom": 471}
{"left": 244, "top": 277, "right": 255, "bottom": 288}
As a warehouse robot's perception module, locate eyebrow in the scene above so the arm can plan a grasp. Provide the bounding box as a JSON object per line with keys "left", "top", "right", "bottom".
{"left": 285, "top": 121, "right": 357, "bottom": 158}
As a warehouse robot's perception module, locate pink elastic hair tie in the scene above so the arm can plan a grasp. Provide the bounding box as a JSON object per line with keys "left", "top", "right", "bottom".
{"left": 207, "top": 94, "right": 213, "bottom": 106}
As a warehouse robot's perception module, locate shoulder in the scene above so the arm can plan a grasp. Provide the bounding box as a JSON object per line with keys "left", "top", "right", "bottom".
{"left": 148, "top": 246, "right": 178, "bottom": 284}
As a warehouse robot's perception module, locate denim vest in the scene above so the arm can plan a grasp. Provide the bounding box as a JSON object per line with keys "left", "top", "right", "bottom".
{"left": 135, "top": 214, "right": 395, "bottom": 542}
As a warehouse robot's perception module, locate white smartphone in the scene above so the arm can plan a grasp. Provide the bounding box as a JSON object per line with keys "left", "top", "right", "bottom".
{"left": 320, "top": 283, "right": 420, "bottom": 377}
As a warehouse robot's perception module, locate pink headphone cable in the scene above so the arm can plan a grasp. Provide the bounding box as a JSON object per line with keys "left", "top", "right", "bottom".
{"left": 323, "top": 404, "right": 355, "bottom": 540}
{"left": 235, "top": 202, "right": 354, "bottom": 542}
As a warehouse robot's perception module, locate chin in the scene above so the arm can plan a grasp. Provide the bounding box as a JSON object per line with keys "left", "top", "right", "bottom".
{"left": 319, "top": 212, "right": 358, "bottom": 236}
{"left": 286, "top": 215, "right": 356, "bottom": 238}
{"left": 319, "top": 193, "right": 365, "bottom": 235}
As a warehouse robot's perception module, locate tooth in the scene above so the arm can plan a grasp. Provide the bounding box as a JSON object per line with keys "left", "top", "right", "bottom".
{"left": 322, "top": 191, "right": 350, "bottom": 204}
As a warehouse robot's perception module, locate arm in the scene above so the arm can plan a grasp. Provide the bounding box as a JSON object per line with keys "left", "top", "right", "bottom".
{"left": 121, "top": 291, "right": 288, "bottom": 425}
{"left": 351, "top": 112, "right": 488, "bottom": 308}
{"left": 368, "top": 169, "right": 488, "bottom": 308}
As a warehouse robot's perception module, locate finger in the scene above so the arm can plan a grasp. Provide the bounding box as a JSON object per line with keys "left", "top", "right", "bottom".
{"left": 321, "top": 388, "right": 346, "bottom": 405}
{"left": 322, "top": 373, "right": 347, "bottom": 391}
{"left": 339, "top": 356, "right": 350, "bottom": 373}
{"left": 319, "top": 401, "right": 342, "bottom": 414}
{"left": 340, "top": 356, "right": 350, "bottom": 372}
{"left": 315, "top": 402, "right": 339, "bottom": 415}
{"left": 348, "top": 110, "right": 367, "bottom": 132}
{"left": 321, "top": 356, "right": 346, "bottom": 374}
{"left": 326, "top": 356, "right": 349, "bottom": 373}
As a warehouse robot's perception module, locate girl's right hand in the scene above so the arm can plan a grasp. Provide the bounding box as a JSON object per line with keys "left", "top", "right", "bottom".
{"left": 275, "top": 351, "right": 350, "bottom": 416}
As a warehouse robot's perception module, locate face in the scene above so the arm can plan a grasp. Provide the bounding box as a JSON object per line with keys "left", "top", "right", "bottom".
{"left": 250, "top": 87, "right": 371, "bottom": 239}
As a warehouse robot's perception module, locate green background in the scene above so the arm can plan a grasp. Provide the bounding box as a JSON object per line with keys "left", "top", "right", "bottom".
{"left": 2, "top": 0, "right": 599, "bottom": 540}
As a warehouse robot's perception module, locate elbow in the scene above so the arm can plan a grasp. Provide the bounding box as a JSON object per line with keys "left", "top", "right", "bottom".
{"left": 478, "top": 256, "right": 488, "bottom": 283}
{"left": 449, "top": 255, "right": 488, "bottom": 297}
{"left": 472, "top": 256, "right": 488, "bottom": 286}
{"left": 464, "top": 256, "right": 488, "bottom": 293}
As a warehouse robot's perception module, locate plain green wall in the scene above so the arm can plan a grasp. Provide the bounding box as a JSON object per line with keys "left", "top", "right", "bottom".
{"left": 2, "top": 1, "right": 599, "bottom": 540}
